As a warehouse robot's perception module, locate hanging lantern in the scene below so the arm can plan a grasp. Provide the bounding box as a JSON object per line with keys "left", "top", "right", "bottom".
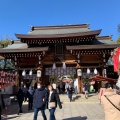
{"left": 77, "top": 69, "right": 82, "bottom": 76}
{"left": 29, "top": 69, "right": 33, "bottom": 76}
{"left": 15, "top": 71, "right": 17, "bottom": 75}
{"left": 104, "top": 69, "right": 107, "bottom": 77}
{"left": 87, "top": 68, "right": 90, "bottom": 74}
{"left": 37, "top": 70, "right": 41, "bottom": 77}
{"left": 62, "top": 62, "right": 66, "bottom": 69}
{"left": 94, "top": 68, "right": 98, "bottom": 74}
{"left": 52, "top": 63, "right": 56, "bottom": 70}
{"left": 22, "top": 70, "right": 26, "bottom": 76}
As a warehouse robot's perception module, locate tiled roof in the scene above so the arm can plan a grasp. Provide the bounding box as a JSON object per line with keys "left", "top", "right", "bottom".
{"left": 3, "top": 43, "right": 28, "bottom": 49}
{"left": 93, "top": 36, "right": 116, "bottom": 44}
{"left": 28, "top": 24, "right": 91, "bottom": 35}
{"left": 29, "top": 24, "right": 90, "bottom": 33}
{"left": 0, "top": 40, "right": 48, "bottom": 53}
{"left": 0, "top": 47, "right": 48, "bottom": 53}
{"left": 15, "top": 30, "right": 101, "bottom": 39}
{"left": 66, "top": 44, "right": 120, "bottom": 50}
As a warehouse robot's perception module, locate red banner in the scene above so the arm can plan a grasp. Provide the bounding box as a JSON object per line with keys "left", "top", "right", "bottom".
{"left": 113, "top": 54, "right": 118, "bottom": 72}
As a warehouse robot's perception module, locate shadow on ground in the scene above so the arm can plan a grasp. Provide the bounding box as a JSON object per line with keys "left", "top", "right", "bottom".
{"left": 73, "top": 95, "right": 81, "bottom": 101}
{"left": 2, "top": 102, "right": 33, "bottom": 116}
{"left": 2, "top": 115, "right": 19, "bottom": 120}
{"left": 63, "top": 116, "right": 87, "bottom": 120}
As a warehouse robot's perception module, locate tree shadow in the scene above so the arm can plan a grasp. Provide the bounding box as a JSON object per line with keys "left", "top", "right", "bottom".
{"left": 63, "top": 116, "right": 87, "bottom": 120}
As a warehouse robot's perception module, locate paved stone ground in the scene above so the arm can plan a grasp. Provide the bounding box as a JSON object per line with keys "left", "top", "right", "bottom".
{"left": 2, "top": 94, "right": 105, "bottom": 120}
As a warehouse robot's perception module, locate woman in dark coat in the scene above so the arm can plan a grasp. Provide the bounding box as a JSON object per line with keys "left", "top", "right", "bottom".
{"left": 48, "top": 85, "right": 62, "bottom": 120}
{"left": 0, "top": 89, "right": 5, "bottom": 120}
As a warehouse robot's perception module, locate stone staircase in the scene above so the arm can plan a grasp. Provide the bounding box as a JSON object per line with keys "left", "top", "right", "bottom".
{"left": 59, "top": 93, "right": 99, "bottom": 103}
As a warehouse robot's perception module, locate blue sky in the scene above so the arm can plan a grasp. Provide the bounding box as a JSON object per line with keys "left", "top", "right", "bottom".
{"left": 0, "top": 0, "right": 120, "bottom": 41}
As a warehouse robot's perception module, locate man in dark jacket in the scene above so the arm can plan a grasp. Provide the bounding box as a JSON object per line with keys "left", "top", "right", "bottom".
{"left": 16, "top": 88, "right": 24, "bottom": 115}
{"left": 0, "top": 88, "right": 5, "bottom": 120}
{"left": 33, "top": 82, "right": 48, "bottom": 120}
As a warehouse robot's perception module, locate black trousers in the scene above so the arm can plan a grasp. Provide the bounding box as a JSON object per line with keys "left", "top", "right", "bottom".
{"left": 28, "top": 98, "right": 33, "bottom": 110}
{"left": 18, "top": 101, "right": 23, "bottom": 114}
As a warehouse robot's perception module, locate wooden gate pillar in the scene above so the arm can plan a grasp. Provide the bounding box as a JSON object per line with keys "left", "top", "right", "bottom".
{"left": 13, "top": 56, "right": 19, "bottom": 93}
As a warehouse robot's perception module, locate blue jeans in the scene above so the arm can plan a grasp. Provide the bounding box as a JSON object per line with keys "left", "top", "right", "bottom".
{"left": 68, "top": 94, "right": 72, "bottom": 102}
{"left": 49, "top": 108, "right": 56, "bottom": 120}
{"left": 34, "top": 107, "right": 47, "bottom": 120}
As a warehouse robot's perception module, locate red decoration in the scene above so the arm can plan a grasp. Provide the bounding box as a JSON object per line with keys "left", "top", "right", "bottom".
{"left": 0, "top": 71, "right": 16, "bottom": 89}
{"left": 113, "top": 55, "right": 118, "bottom": 72}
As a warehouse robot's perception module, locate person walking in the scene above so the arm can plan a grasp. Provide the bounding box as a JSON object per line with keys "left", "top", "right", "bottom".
{"left": 65, "top": 82, "right": 69, "bottom": 93}
{"left": 22, "top": 85, "right": 28, "bottom": 102}
{"left": 84, "top": 82, "right": 89, "bottom": 99}
{"left": 60, "top": 82, "right": 63, "bottom": 94}
{"left": 101, "top": 87, "right": 120, "bottom": 120}
{"left": 0, "top": 88, "right": 5, "bottom": 120}
{"left": 33, "top": 82, "right": 48, "bottom": 120}
{"left": 67, "top": 85, "right": 73, "bottom": 102}
{"left": 16, "top": 88, "right": 24, "bottom": 115}
{"left": 27, "top": 86, "right": 34, "bottom": 111}
{"left": 48, "top": 85, "right": 62, "bottom": 120}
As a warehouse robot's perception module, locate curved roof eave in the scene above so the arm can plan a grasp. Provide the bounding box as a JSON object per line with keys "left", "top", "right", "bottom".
{"left": 66, "top": 44, "right": 120, "bottom": 50}
{"left": 15, "top": 29, "right": 101, "bottom": 39}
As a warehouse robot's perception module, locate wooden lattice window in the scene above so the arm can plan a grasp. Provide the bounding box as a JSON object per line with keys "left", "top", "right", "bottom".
{"left": 55, "top": 44, "right": 63, "bottom": 55}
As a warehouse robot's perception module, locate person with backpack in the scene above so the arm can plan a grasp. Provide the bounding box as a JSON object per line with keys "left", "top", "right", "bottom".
{"left": 33, "top": 82, "right": 48, "bottom": 120}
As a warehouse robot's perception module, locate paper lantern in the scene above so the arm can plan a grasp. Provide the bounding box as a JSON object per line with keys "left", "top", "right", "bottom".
{"left": 77, "top": 69, "right": 82, "bottom": 76}
{"left": 37, "top": 70, "right": 41, "bottom": 77}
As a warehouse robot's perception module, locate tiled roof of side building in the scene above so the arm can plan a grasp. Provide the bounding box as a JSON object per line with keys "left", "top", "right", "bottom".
{"left": 3, "top": 42, "right": 28, "bottom": 49}
{"left": 66, "top": 44, "right": 120, "bottom": 50}
{"left": 95, "top": 36, "right": 116, "bottom": 44}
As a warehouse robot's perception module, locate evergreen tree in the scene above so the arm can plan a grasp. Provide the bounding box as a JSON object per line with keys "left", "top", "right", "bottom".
{"left": 0, "top": 59, "right": 15, "bottom": 69}
{"left": 116, "top": 36, "right": 120, "bottom": 44}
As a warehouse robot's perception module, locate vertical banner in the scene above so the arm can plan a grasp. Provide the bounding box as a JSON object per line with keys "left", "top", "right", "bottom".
{"left": 113, "top": 54, "right": 118, "bottom": 72}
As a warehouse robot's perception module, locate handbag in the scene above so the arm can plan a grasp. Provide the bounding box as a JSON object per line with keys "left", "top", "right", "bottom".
{"left": 49, "top": 102, "right": 56, "bottom": 108}
{"left": 104, "top": 95, "right": 120, "bottom": 111}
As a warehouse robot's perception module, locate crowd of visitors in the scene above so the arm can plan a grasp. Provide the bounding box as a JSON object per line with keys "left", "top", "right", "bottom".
{"left": 1, "top": 79, "right": 120, "bottom": 120}
{"left": 15, "top": 81, "right": 62, "bottom": 120}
